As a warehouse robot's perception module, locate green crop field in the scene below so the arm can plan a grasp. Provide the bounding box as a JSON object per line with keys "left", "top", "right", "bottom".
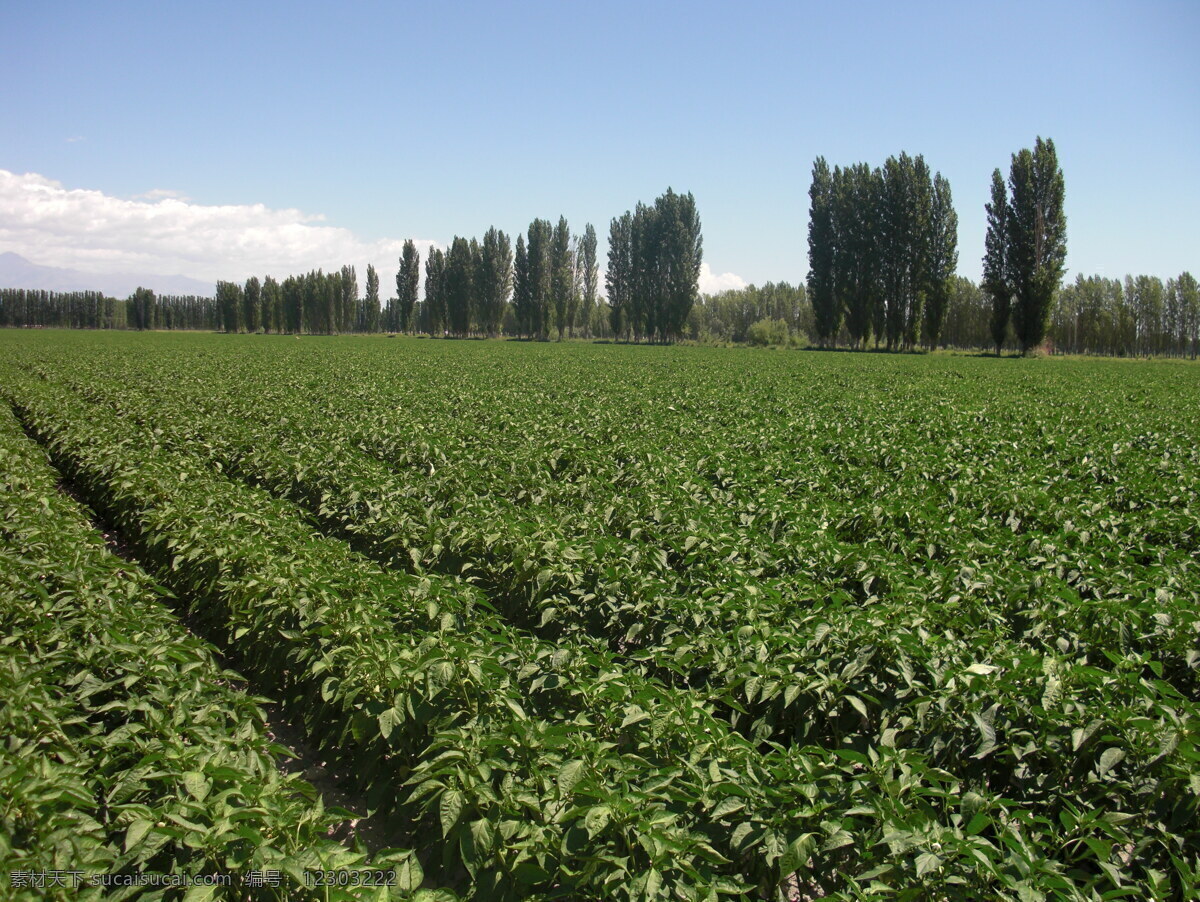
{"left": 1, "top": 329, "right": 1198, "bottom": 901}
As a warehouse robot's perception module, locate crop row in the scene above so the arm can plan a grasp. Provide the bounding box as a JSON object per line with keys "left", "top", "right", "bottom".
{"left": 6, "top": 341, "right": 1200, "bottom": 896}
{"left": 29, "top": 355, "right": 1200, "bottom": 777}
{"left": 2, "top": 368, "right": 922, "bottom": 900}
{"left": 38, "top": 346, "right": 1199, "bottom": 698}
{"left": 0, "top": 405, "right": 397, "bottom": 900}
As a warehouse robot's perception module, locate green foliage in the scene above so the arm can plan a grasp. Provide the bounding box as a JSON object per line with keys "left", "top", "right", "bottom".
{"left": 807, "top": 157, "right": 839, "bottom": 346}
{"left": 922, "top": 173, "right": 958, "bottom": 349}
{"left": 513, "top": 232, "right": 531, "bottom": 339}
{"left": 0, "top": 403, "right": 383, "bottom": 900}
{"left": 983, "top": 168, "right": 1011, "bottom": 355}
{"left": 606, "top": 212, "right": 632, "bottom": 339}
{"left": 526, "top": 219, "right": 553, "bottom": 340}
{"left": 424, "top": 248, "right": 447, "bottom": 335}
{"left": 745, "top": 317, "right": 792, "bottom": 347}
{"left": 215, "top": 280, "right": 243, "bottom": 334}
{"left": 551, "top": 216, "right": 572, "bottom": 341}
{"left": 2, "top": 330, "right": 1200, "bottom": 900}
{"left": 578, "top": 223, "right": 599, "bottom": 338}
{"left": 261, "top": 274, "right": 282, "bottom": 333}
{"left": 607, "top": 189, "right": 702, "bottom": 343}
{"left": 1006, "top": 137, "right": 1068, "bottom": 354}
{"left": 243, "top": 275, "right": 261, "bottom": 333}
{"left": 478, "top": 227, "right": 513, "bottom": 338}
{"left": 127, "top": 286, "right": 157, "bottom": 331}
{"left": 445, "top": 237, "right": 474, "bottom": 338}
{"left": 395, "top": 239, "right": 421, "bottom": 334}
{"left": 363, "top": 263, "right": 381, "bottom": 333}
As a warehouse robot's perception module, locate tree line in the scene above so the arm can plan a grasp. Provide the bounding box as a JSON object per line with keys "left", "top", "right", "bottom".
{"left": 215, "top": 265, "right": 380, "bottom": 335}
{"left": 605, "top": 188, "right": 703, "bottom": 343}
{"left": 684, "top": 282, "right": 811, "bottom": 344}
{"left": 807, "top": 152, "right": 958, "bottom": 351}
{"left": 819, "top": 270, "right": 1199, "bottom": 358}
{"left": 0, "top": 288, "right": 220, "bottom": 330}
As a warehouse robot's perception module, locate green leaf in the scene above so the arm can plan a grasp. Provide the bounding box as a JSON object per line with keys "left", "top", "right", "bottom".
{"left": 124, "top": 818, "right": 153, "bottom": 852}
{"left": 183, "top": 771, "right": 210, "bottom": 802}
{"left": 1097, "top": 747, "right": 1125, "bottom": 776}
{"left": 440, "top": 789, "right": 464, "bottom": 838}
{"left": 584, "top": 805, "right": 612, "bottom": 838}
{"left": 557, "top": 759, "right": 585, "bottom": 796}
{"left": 643, "top": 868, "right": 662, "bottom": 898}
{"left": 712, "top": 798, "right": 745, "bottom": 820}
{"left": 915, "top": 852, "right": 942, "bottom": 877}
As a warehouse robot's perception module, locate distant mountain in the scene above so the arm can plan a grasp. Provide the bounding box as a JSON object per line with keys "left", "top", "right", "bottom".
{"left": 0, "top": 252, "right": 215, "bottom": 298}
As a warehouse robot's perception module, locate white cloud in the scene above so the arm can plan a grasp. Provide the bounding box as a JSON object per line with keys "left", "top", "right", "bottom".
{"left": 697, "top": 262, "right": 746, "bottom": 295}
{"left": 133, "top": 188, "right": 192, "bottom": 202}
{"left": 65, "top": 136, "right": 84, "bottom": 143}
{"left": 0, "top": 169, "right": 438, "bottom": 295}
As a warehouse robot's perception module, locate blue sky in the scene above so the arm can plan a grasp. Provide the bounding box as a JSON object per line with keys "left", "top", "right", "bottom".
{"left": 2, "top": 0, "right": 1197, "bottom": 293}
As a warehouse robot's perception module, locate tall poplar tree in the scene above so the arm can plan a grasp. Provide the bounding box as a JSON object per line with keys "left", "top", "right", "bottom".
{"left": 833, "top": 163, "right": 880, "bottom": 349}
{"left": 1006, "top": 137, "right": 1067, "bottom": 354}
{"left": 922, "top": 172, "right": 959, "bottom": 349}
{"left": 281, "top": 276, "right": 302, "bottom": 333}
{"left": 339, "top": 266, "right": 357, "bottom": 333}
{"left": 630, "top": 202, "right": 659, "bottom": 341}
{"left": 424, "top": 248, "right": 446, "bottom": 335}
{"left": 243, "top": 276, "right": 261, "bottom": 333}
{"left": 656, "top": 188, "right": 702, "bottom": 342}
{"left": 551, "top": 217, "right": 573, "bottom": 340}
{"left": 129, "top": 287, "right": 156, "bottom": 331}
{"left": 445, "top": 237, "right": 474, "bottom": 338}
{"left": 513, "top": 233, "right": 531, "bottom": 338}
{"left": 364, "top": 264, "right": 381, "bottom": 332}
{"left": 983, "top": 168, "right": 1011, "bottom": 355}
{"left": 216, "top": 280, "right": 243, "bottom": 333}
{"left": 262, "top": 276, "right": 282, "bottom": 333}
{"left": 395, "top": 240, "right": 421, "bottom": 333}
{"left": 807, "top": 157, "right": 839, "bottom": 347}
{"left": 527, "top": 219, "right": 553, "bottom": 340}
{"left": 478, "top": 227, "right": 513, "bottom": 337}
{"left": 606, "top": 213, "right": 632, "bottom": 340}
{"left": 1178, "top": 271, "right": 1199, "bottom": 359}
{"left": 579, "top": 223, "right": 599, "bottom": 338}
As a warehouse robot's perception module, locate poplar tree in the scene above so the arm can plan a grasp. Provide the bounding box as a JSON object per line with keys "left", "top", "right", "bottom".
{"left": 513, "top": 233, "right": 531, "bottom": 338}
{"left": 216, "top": 280, "right": 243, "bottom": 333}
{"left": 470, "top": 237, "right": 483, "bottom": 332}
{"left": 1006, "top": 137, "right": 1067, "bottom": 354}
{"left": 656, "top": 188, "right": 702, "bottom": 342}
{"left": 262, "top": 276, "right": 282, "bottom": 333}
{"left": 322, "top": 271, "right": 339, "bottom": 334}
{"left": 1178, "top": 272, "right": 1200, "bottom": 359}
{"left": 527, "top": 219, "right": 553, "bottom": 340}
{"left": 579, "top": 223, "right": 598, "bottom": 338}
{"left": 424, "top": 248, "right": 446, "bottom": 335}
{"left": 606, "top": 213, "right": 632, "bottom": 340}
{"left": 983, "top": 168, "right": 1011, "bottom": 355}
{"left": 445, "top": 236, "right": 474, "bottom": 338}
{"left": 339, "top": 266, "right": 357, "bottom": 333}
{"left": 922, "top": 173, "right": 959, "bottom": 349}
{"left": 630, "top": 202, "right": 659, "bottom": 341}
{"left": 243, "top": 276, "right": 261, "bottom": 333}
{"left": 364, "top": 264, "right": 381, "bottom": 332}
{"left": 833, "top": 163, "right": 879, "bottom": 349}
{"left": 807, "top": 157, "right": 839, "bottom": 347}
{"left": 281, "top": 276, "right": 302, "bottom": 333}
{"left": 129, "top": 287, "right": 156, "bottom": 331}
{"left": 478, "top": 227, "right": 513, "bottom": 337}
{"left": 551, "top": 216, "right": 572, "bottom": 340}
{"left": 396, "top": 240, "right": 420, "bottom": 333}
